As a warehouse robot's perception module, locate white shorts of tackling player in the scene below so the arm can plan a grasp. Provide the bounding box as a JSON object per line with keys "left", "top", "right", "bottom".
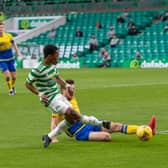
{"left": 49, "top": 93, "right": 72, "bottom": 115}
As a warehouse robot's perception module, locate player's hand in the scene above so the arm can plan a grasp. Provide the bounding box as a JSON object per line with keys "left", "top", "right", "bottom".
{"left": 18, "top": 54, "right": 24, "bottom": 61}
{"left": 39, "top": 93, "right": 49, "bottom": 106}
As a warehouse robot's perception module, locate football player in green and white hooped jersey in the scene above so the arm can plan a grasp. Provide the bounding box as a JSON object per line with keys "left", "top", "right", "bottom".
{"left": 25, "top": 44, "right": 111, "bottom": 148}
{"left": 26, "top": 62, "right": 60, "bottom": 105}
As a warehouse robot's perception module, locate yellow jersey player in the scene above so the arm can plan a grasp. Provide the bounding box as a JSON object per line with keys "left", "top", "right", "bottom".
{"left": 50, "top": 79, "right": 156, "bottom": 144}
{"left": 0, "top": 22, "right": 23, "bottom": 95}
{"left": 63, "top": 115, "right": 156, "bottom": 142}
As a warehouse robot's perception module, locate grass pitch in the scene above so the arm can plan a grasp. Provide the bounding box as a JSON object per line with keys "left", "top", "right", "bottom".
{"left": 0, "top": 68, "right": 168, "bottom": 168}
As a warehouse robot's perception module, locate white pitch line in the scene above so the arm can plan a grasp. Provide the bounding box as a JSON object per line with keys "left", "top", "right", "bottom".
{"left": 156, "top": 130, "right": 168, "bottom": 134}
{"left": 79, "top": 82, "right": 168, "bottom": 90}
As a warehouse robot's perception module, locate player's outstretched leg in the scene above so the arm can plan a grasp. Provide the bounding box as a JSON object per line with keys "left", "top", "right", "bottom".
{"left": 42, "top": 135, "right": 52, "bottom": 148}
{"left": 80, "top": 115, "right": 111, "bottom": 129}
{"left": 148, "top": 115, "right": 156, "bottom": 135}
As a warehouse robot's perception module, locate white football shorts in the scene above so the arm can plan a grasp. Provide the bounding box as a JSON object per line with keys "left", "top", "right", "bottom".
{"left": 48, "top": 93, "right": 72, "bottom": 115}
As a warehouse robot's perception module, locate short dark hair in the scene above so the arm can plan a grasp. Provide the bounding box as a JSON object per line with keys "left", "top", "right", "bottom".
{"left": 66, "top": 79, "right": 74, "bottom": 85}
{"left": 43, "top": 44, "right": 58, "bottom": 58}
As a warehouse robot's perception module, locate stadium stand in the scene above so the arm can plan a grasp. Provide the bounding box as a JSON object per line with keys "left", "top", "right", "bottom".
{"left": 14, "top": 10, "right": 168, "bottom": 68}
{"left": 2, "top": 0, "right": 168, "bottom": 68}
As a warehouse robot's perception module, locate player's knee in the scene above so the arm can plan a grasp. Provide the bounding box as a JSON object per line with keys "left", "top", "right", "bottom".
{"left": 65, "top": 108, "right": 72, "bottom": 115}
{"left": 12, "top": 77, "right": 16, "bottom": 81}
{"left": 65, "top": 108, "right": 80, "bottom": 123}
{"left": 103, "top": 133, "right": 111, "bottom": 141}
{"left": 6, "top": 76, "right": 10, "bottom": 81}
{"left": 67, "top": 108, "right": 80, "bottom": 118}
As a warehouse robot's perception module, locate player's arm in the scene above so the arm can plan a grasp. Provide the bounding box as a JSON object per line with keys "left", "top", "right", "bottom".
{"left": 54, "top": 69, "right": 67, "bottom": 89}
{"left": 25, "top": 81, "right": 39, "bottom": 95}
{"left": 56, "top": 75, "right": 66, "bottom": 89}
{"left": 12, "top": 39, "right": 23, "bottom": 59}
{"left": 66, "top": 86, "right": 73, "bottom": 100}
{"left": 56, "top": 75, "right": 72, "bottom": 99}
{"left": 25, "top": 81, "right": 49, "bottom": 106}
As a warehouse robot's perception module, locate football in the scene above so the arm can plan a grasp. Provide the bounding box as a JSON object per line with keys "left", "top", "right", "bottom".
{"left": 136, "top": 125, "right": 153, "bottom": 141}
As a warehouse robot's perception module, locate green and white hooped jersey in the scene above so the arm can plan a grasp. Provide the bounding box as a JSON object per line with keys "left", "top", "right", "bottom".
{"left": 26, "top": 62, "right": 60, "bottom": 104}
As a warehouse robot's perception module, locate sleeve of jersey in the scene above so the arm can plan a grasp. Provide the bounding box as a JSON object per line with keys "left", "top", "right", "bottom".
{"left": 26, "top": 69, "right": 37, "bottom": 83}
